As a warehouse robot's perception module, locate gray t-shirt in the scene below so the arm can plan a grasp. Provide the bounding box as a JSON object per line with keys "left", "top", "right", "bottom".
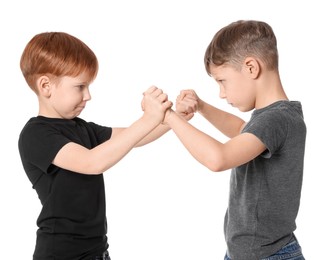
{"left": 225, "top": 101, "right": 306, "bottom": 260}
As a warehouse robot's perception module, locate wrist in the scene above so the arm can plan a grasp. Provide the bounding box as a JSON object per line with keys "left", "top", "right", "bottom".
{"left": 197, "top": 99, "right": 205, "bottom": 114}
{"left": 140, "top": 113, "right": 161, "bottom": 129}
{"left": 164, "top": 108, "right": 176, "bottom": 125}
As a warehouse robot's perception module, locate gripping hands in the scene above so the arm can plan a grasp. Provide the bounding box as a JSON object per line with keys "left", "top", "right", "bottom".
{"left": 141, "top": 86, "right": 201, "bottom": 125}
{"left": 141, "top": 86, "right": 173, "bottom": 124}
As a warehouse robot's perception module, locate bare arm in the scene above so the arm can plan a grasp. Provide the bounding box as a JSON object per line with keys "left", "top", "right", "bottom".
{"left": 128, "top": 96, "right": 195, "bottom": 147}
{"left": 111, "top": 123, "right": 170, "bottom": 147}
{"left": 164, "top": 110, "right": 266, "bottom": 172}
{"left": 198, "top": 100, "right": 245, "bottom": 138}
{"left": 53, "top": 86, "right": 172, "bottom": 175}
{"left": 134, "top": 107, "right": 194, "bottom": 146}
{"left": 177, "top": 90, "right": 245, "bottom": 138}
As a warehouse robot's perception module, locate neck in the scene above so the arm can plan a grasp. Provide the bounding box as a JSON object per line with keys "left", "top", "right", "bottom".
{"left": 255, "top": 71, "right": 288, "bottom": 109}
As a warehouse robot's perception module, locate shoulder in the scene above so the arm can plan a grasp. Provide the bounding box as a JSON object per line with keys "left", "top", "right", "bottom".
{"left": 250, "top": 101, "right": 304, "bottom": 126}
{"left": 19, "top": 117, "right": 49, "bottom": 138}
{"left": 74, "top": 117, "right": 107, "bottom": 129}
{"left": 18, "top": 116, "right": 74, "bottom": 151}
{"left": 74, "top": 117, "right": 113, "bottom": 141}
{"left": 19, "top": 116, "right": 68, "bottom": 137}
{"left": 243, "top": 101, "right": 305, "bottom": 156}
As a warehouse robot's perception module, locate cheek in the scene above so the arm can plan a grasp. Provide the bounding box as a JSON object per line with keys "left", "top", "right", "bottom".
{"left": 55, "top": 94, "right": 79, "bottom": 110}
{"left": 63, "top": 90, "right": 82, "bottom": 103}
{"left": 242, "top": 92, "right": 256, "bottom": 110}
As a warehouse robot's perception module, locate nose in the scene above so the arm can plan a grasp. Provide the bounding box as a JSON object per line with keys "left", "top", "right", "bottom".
{"left": 83, "top": 88, "right": 92, "bottom": 101}
{"left": 219, "top": 85, "right": 226, "bottom": 99}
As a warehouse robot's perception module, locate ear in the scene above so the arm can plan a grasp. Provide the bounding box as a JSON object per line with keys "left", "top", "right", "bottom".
{"left": 36, "top": 76, "right": 52, "bottom": 97}
{"left": 243, "top": 57, "right": 260, "bottom": 79}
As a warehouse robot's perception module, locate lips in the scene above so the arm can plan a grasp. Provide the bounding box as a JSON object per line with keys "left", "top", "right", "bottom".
{"left": 227, "top": 101, "right": 234, "bottom": 107}
{"left": 76, "top": 106, "right": 85, "bottom": 111}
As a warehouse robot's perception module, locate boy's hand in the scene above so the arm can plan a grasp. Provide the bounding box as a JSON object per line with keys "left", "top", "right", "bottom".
{"left": 141, "top": 86, "right": 173, "bottom": 124}
{"left": 175, "top": 89, "right": 199, "bottom": 119}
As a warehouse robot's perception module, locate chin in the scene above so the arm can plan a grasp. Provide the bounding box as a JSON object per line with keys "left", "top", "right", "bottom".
{"left": 66, "top": 113, "right": 81, "bottom": 119}
{"left": 237, "top": 106, "right": 251, "bottom": 112}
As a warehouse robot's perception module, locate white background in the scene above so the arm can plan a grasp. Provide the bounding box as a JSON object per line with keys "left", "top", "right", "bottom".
{"left": 1, "top": 0, "right": 330, "bottom": 259}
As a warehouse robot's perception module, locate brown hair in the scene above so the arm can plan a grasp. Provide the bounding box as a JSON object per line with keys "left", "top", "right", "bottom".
{"left": 204, "top": 20, "right": 278, "bottom": 75}
{"left": 20, "top": 32, "right": 98, "bottom": 93}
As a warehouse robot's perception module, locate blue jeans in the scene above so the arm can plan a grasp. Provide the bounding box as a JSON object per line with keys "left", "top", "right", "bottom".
{"left": 224, "top": 237, "right": 305, "bottom": 260}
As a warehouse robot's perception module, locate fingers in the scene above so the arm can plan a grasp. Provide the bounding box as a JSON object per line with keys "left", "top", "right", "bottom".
{"left": 162, "top": 100, "right": 173, "bottom": 110}
{"left": 143, "top": 86, "right": 198, "bottom": 116}
{"left": 176, "top": 94, "right": 196, "bottom": 105}
{"left": 177, "top": 89, "right": 196, "bottom": 101}
{"left": 143, "top": 85, "right": 158, "bottom": 95}
{"left": 143, "top": 85, "right": 163, "bottom": 97}
{"left": 143, "top": 86, "right": 167, "bottom": 102}
{"left": 176, "top": 92, "right": 198, "bottom": 115}
{"left": 142, "top": 86, "right": 171, "bottom": 112}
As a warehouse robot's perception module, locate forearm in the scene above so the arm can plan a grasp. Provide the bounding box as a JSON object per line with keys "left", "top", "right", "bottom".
{"left": 54, "top": 115, "right": 160, "bottom": 174}
{"left": 135, "top": 109, "right": 193, "bottom": 147}
{"left": 92, "top": 115, "right": 161, "bottom": 171}
{"left": 198, "top": 100, "right": 245, "bottom": 138}
{"left": 166, "top": 110, "right": 225, "bottom": 171}
{"left": 135, "top": 123, "right": 170, "bottom": 147}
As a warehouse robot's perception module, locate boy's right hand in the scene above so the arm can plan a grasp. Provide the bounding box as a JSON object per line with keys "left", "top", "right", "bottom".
{"left": 141, "top": 86, "right": 173, "bottom": 125}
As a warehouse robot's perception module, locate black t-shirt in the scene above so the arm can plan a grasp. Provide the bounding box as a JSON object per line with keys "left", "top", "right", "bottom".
{"left": 18, "top": 116, "right": 112, "bottom": 260}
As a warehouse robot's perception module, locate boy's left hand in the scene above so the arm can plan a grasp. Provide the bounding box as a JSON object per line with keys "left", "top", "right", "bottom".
{"left": 175, "top": 90, "right": 198, "bottom": 120}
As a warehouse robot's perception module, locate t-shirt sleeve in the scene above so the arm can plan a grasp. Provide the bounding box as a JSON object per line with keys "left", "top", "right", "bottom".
{"left": 88, "top": 121, "right": 113, "bottom": 143}
{"left": 19, "top": 123, "right": 71, "bottom": 174}
{"left": 243, "top": 111, "right": 288, "bottom": 158}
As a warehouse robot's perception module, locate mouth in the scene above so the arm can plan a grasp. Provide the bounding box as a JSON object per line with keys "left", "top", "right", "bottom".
{"left": 76, "top": 106, "right": 85, "bottom": 111}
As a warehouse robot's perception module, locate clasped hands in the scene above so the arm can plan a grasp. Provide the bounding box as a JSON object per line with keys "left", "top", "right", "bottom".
{"left": 141, "top": 86, "right": 200, "bottom": 124}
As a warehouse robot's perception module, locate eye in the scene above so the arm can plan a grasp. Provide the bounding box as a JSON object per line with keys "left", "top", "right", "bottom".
{"left": 76, "top": 85, "right": 85, "bottom": 90}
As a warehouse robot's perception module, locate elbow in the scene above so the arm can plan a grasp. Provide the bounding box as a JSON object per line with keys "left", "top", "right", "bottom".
{"left": 206, "top": 163, "right": 227, "bottom": 172}
{"left": 78, "top": 158, "right": 107, "bottom": 175}
{"left": 79, "top": 164, "right": 104, "bottom": 175}
{"left": 203, "top": 153, "right": 228, "bottom": 172}
{"left": 89, "top": 167, "right": 106, "bottom": 175}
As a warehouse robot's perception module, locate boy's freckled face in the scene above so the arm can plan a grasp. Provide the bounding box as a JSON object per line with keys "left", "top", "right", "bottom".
{"left": 48, "top": 73, "right": 92, "bottom": 119}
{"left": 210, "top": 64, "right": 256, "bottom": 112}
